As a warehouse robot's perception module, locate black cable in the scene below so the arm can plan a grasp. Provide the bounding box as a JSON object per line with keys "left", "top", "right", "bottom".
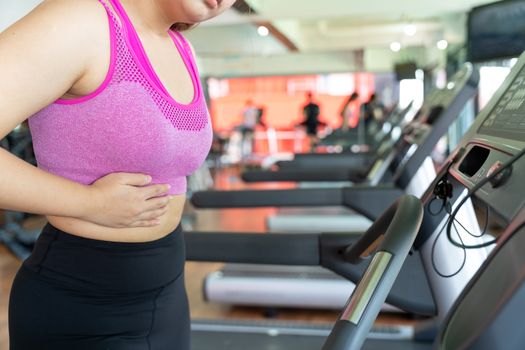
{"left": 431, "top": 202, "right": 467, "bottom": 278}
{"left": 452, "top": 202, "right": 490, "bottom": 239}
{"left": 429, "top": 146, "right": 525, "bottom": 277}
{"left": 428, "top": 161, "right": 466, "bottom": 277}
{"left": 446, "top": 147, "right": 525, "bottom": 249}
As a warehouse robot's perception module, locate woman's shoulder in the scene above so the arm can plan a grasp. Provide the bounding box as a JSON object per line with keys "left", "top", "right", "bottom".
{"left": 0, "top": 0, "right": 114, "bottom": 109}
{"left": 40, "top": 0, "right": 105, "bottom": 14}
{"left": 35, "top": 0, "right": 110, "bottom": 37}
{"left": 18, "top": 0, "right": 113, "bottom": 66}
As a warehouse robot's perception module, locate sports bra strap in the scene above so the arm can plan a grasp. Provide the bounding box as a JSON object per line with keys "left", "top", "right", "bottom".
{"left": 170, "top": 31, "right": 201, "bottom": 85}
{"left": 96, "top": 0, "right": 120, "bottom": 27}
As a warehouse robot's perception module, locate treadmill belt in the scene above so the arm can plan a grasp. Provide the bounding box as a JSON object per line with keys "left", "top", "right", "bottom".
{"left": 192, "top": 330, "right": 326, "bottom": 350}
{"left": 191, "top": 319, "right": 433, "bottom": 350}
{"left": 191, "top": 330, "right": 433, "bottom": 350}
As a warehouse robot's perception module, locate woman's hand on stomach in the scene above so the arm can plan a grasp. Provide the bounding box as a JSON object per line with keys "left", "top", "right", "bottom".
{"left": 47, "top": 172, "right": 185, "bottom": 242}
{"left": 85, "top": 172, "right": 174, "bottom": 228}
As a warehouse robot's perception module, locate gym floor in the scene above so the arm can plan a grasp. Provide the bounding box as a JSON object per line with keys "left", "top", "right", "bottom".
{"left": 0, "top": 167, "right": 418, "bottom": 349}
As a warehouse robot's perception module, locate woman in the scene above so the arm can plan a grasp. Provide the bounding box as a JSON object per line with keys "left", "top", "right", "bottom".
{"left": 1, "top": 0, "right": 235, "bottom": 348}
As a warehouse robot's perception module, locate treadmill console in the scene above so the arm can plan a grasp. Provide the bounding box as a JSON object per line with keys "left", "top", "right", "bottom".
{"left": 448, "top": 54, "right": 525, "bottom": 221}
{"left": 435, "top": 52, "right": 525, "bottom": 350}
{"left": 452, "top": 144, "right": 523, "bottom": 221}
{"left": 479, "top": 64, "right": 525, "bottom": 141}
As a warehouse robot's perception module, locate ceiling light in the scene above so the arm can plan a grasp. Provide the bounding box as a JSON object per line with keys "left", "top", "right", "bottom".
{"left": 437, "top": 39, "right": 448, "bottom": 50}
{"left": 257, "top": 26, "right": 269, "bottom": 37}
{"left": 404, "top": 24, "right": 417, "bottom": 36}
{"left": 390, "top": 42, "right": 401, "bottom": 52}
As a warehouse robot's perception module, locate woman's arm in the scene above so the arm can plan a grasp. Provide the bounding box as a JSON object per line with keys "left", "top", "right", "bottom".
{"left": 0, "top": 0, "right": 170, "bottom": 228}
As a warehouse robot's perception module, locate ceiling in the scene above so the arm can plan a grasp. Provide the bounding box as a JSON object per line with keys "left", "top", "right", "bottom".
{"left": 189, "top": 0, "right": 497, "bottom": 56}
{"left": 0, "top": 0, "right": 500, "bottom": 76}
{"left": 184, "top": 0, "right": 499, "bottom": 76}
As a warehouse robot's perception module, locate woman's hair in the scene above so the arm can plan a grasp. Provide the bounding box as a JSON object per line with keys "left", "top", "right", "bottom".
{"left": 171, "top": 23, "right": 198, "bottom": 31}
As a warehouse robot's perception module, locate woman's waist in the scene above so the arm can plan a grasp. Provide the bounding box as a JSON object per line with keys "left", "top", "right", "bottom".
{"left": 24, "top": 209, "right": 187, "bottom": 293}
{"left": 46, "top": 194, "right": 186, "bottom": 243}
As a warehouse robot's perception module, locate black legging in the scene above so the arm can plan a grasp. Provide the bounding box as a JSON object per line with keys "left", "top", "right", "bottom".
{"left": 9, "top": 223, "right": 189, "bottom": 350}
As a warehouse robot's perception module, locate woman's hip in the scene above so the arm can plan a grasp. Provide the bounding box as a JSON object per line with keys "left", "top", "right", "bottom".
{"left": 9, "top": 264, "right": 190, "bottom": 350}
{"left": 22, "top": 222, "right": 186, "bottom": 293}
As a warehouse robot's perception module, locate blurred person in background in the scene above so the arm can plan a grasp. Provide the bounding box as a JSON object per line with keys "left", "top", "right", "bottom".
{"left": 339, "top": 92, "right": 360, "bottom": 131}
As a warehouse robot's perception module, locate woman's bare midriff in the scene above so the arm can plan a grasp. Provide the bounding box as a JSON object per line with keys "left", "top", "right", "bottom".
{"left": 47, "top": 194, "right": 186, "bottom": 243}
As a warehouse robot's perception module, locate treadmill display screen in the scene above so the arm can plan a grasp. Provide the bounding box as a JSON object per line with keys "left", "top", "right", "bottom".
{"left": 479, "top": 64, "right": 525, "bottom": 141}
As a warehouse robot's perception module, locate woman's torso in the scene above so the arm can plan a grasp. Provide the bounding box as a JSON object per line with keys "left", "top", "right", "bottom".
{"left": 33, "top": 0, "right": 210, "bottom": 242}
{"left": 47, "top": 195, "right": 186, "bottom": 243}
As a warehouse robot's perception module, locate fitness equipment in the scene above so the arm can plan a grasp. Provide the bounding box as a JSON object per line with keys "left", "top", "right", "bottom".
{"left": 187, "top": 51, "right": 525, "bottom": 349}
{"left": 312, "top": 101, "right": 409, "bottom": 153}
{"left": 272, "top": 98, "right": 433, "bottom": 172}
{"left": 190, "top": 64, "right": 480, "bottom": 309}
{"left": 240, "top": 79, "right": 467, "bottom": 186}
{"left": 263, "top": 96, "right": 433, "bottom": 235}
{"left": 192, "top": 64, "right": 478, "bottom": 223}
{"left": 257, "top": 90, "right": 464, "bottom": 237}
{"left": 269, "top": 99, "right": 418, "bottom": 173}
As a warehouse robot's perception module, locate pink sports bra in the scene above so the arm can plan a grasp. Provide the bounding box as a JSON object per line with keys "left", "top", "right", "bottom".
{"left": 28, "top": 0, "right": 212, "bottom": 195}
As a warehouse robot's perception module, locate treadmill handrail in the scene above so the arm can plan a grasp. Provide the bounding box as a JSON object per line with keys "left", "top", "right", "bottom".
{"left": 343, "top": 196, "right": 405, "bottom": 264}
{"left": 322, "top": 195, "right": 424, "bottom": 350}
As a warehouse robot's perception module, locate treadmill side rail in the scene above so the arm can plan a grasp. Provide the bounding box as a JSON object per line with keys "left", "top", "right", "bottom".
{"left": 279, "top": 153, "right": 372, "bottom": 169}
{"left": 191, "top": 188, "right": 343, "bottom": 208}
{"left": 185, "top": 232, "right": 321, "bottom": 266}
{"left": 241, "top": 167, "right": 364, "bottom": 183}
{"left": 191, "top": 185, "right": 402, "bottom": 223}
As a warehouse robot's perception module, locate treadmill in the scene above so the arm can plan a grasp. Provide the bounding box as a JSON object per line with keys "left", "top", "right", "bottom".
{"left": 189, "top": 64, "right": 480, "bottom": 310}
{"left": 272, "top": 96, "right": 436, "bottom": 171}
{"left": 258, "top": 97, "right": 427, "bottom": 235}
{"left": 312, "top": 101, "right": 408, "bottom": 154}
{"left": 194, "top": 64, "right": 479, "bottom": 236}
{"left": 218, "top": 67, "right": 472, "bottom": 192}
{"left": 241, "top": 101, "right": 417, "bottom": 234}
{"left": 188, "top": 51, "right": 525, "bottom": 349}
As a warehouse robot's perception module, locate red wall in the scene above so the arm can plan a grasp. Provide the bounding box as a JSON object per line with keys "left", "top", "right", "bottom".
{"left": 208, "top": 73, "right": 375, "bottom": 132}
